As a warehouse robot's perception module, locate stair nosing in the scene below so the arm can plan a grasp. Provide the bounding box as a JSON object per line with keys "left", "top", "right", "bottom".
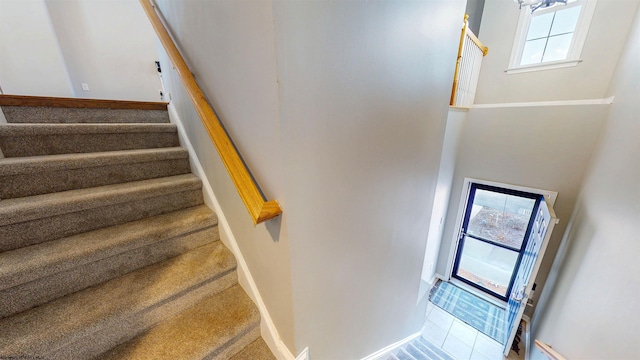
{"left": 97, "top": 284, "right": 260, "bottom": 360}
{"left": 0, "top": 123, "right": 177, "bottom": 136}
{"left": 0, "top": 147, "right": 188, "bottom": 176}
{"left": 0, "top": 241, "right": 238, "bottom": 355}
{"left": 0, "top": 206, "right": 217, "bottom": 292}
{"left": 0, "top": 174, "right": 202, "bottom": 226}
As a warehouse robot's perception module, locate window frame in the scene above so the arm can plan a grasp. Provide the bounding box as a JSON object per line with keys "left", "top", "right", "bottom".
{"left": 507, "top": 0, "right": 598, "bottom": 74}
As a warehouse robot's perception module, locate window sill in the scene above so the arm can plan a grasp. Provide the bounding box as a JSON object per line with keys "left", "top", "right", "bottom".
{"left": 505, "top": 59, "right": 582, "bottom": 74}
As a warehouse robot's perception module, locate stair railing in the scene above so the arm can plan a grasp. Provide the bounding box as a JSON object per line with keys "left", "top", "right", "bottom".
{"left": 535, "top": 339, "right": 567, "bottom": 360}
{"left": 450, "top": 14, "right": 488, "bottom": 107}
{"left": 138, "top": 0, "right": 282, "bottom": 225}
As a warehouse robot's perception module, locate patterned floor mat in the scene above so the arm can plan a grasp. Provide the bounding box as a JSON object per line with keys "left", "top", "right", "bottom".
{"left": 429, "top": 280, "right": 507, "bottom": 344}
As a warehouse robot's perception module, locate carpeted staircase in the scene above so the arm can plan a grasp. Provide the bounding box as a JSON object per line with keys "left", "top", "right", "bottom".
{"left": 0, "top": 102, "right": 276, "bottom": 359}
{"left": 382, "top": 336, "right": 456, "bottom": 360}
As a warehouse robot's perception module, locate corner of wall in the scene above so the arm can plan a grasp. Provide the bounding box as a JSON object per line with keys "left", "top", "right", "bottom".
{"left": 166, "top": 103, "right": 296, "bottom": 360}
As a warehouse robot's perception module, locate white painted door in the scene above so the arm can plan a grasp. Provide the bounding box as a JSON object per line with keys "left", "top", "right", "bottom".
{"left": 503, "top": 195, "right": 558, "bottom": 356}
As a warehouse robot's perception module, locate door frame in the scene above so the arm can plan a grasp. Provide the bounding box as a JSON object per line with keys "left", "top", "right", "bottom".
{"left": 452, "top": 183, "right": 542, "bottom": 301}
{"left": 444, "top": 178, "right": 557, "bottom": 301}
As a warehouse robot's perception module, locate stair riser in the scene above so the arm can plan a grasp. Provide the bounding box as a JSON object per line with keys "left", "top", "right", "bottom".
{"left": 0, "top": 158, "right": 190, "bottom": 199}
{"left": 0, "top": 227, "right": 219, "bottom": 318}
{"left": 2, "top": 106, "right": 170, "bottom": 124}
{"left": 49, "top": 272, "right": 238, "bottom": 360}
{"left": 0, "top": 189, "right": 203, "bottom": 252}
{"left": 0, "top": 132, "right": 179, "bottom": 157}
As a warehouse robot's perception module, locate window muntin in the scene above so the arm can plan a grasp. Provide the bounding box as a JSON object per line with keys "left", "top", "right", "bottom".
{"left": 508, "top": 0, "right": 597, "bottom": 73}
{"left": 520, "top": 4, "right": 582, "bottom": 65}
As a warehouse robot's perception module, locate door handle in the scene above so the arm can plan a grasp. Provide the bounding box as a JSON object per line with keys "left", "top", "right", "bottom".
{"left": 512, "top": 285, "right": 527, "bottom": 302}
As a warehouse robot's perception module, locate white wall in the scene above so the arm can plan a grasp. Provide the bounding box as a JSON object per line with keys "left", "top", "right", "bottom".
{"left": 474, "top": 0, "right": 639, "bottom": 104}
{"left": 420, "top": 109, "right": 467, "bottom": 289}
{"left": 436, "top": 104, "right": 608, "bottom": 312}
{"left": 153, "top": 0, "right": 294, "bottom": 353}
{"left": 0, "top": 0, "right": 72, "bottom": 97}
{"left": 44, "top": 0, "right": 161, "bottom": 101}
{"left": 531, "top": 7, "right": 640, "bottom": 360}
{"left": 154, "top": 0, "right": 465, "bottom": 358}
{"left": 274, "top": 2, "right": 464, "bottom": 358}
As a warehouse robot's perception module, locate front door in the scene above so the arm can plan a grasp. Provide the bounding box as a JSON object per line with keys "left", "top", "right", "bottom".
{"left": 502, "top": 195, "right": 557, "bottom": 356}
{"left": 452, "top": 183, "right": 540, "bottom": 301}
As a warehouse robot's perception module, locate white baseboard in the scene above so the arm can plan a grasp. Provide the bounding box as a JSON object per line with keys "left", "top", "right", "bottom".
{"left": 522, "top": 315, "right": 531, "bottom": 360}
{"left": 167, "top": 104, "right": 296, "bottom": 360}
{"left": 295, "top": 347, "right": 309, "bottom": 360}
{"left": 360, "top": 332, "right": 422, "bottom": 360}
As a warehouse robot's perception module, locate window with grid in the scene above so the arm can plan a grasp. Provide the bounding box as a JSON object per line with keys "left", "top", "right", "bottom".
{"left": 508, "top": 0, "right": 597, "bottom": 73}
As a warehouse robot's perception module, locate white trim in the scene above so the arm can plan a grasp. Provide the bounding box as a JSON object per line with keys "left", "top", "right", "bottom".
{"left": 167, "top": 104, "right": 296, "bottom": 360}
{"left": 508, "top": 0, "right": 598, "bottom": 72}
{"left": 295, "top": 347, "right": 309, "bottom": 360}
{"left": 471, "top": 97, "right": 614, "bottom": 108}
{"left": 444, "top": 178, "right": 558, "bottom": 288}
{"left": 435, "top": 273, "right": 448, "bottom": 283}
{"left": 444, "top": 179, "right": 472, "bottom": 281}
{"left": 449, "top": 106, "right": 470, "bottom": 112}
{"left": 505, "top": 59, "right": 581, "bottom": 74}
{"left": 360, "top": 331, "right": 422, "bottom": 360}
{"left": 522, "top": 315, "right": 531, "bottom": 360}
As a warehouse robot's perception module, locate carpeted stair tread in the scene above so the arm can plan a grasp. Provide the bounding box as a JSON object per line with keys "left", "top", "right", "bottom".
{"left": 0, "top": 241, "right": 237, "bottom": 359}
{"left": 0, "top": 100, "right": 273, "bottom": 359}
{"left": 98, "top": 284, "right": 261, "bottom": 360}
{"left": 0, "top": 174, "right": 200, "bottom": 227}
{"left": 0, "top": 225, "right": 219, "bottom": 319}
{"left": 0, "top": 147, "right": 190, "bottom": 198}
{"left": 2, "top": 106, "right": 170, "bottom": 124}
{"left": 0, "top": 123, "right": 177, "bottom": 135}
{"left": 0, "top": 123, "right": 179, "bottom": 157}
{"left": 0, "top": 147, "right": 187, "bottom": 176}
{"left": 0, "top": 174, "right": 203, "bottom": 252}
{"left": 229, "top": 338, "right": 277, "bottom": 360}
{"left": 0, "top": 205, "right": 217, "bottom": 292}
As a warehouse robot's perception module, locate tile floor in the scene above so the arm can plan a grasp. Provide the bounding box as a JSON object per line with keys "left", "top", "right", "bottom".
{"left": 423, "top": 301, "right": 522, "bottom": 360}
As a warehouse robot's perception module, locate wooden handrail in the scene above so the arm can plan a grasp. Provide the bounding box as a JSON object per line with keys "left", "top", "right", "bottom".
{"left": 138, "top": 0, "right": 282, "bottom": 225}
{"left": 138, "top": 1, "right": 282, "bottom": 225}
{"left": 0, "top": 94, "right": 168, "bottom": 110}
{"left": 449, "top": 15, "right": 468, "bottom": 106}
{"left": 535, "top": 340, "right": 567, "bottom": 360}
{"left": 467, "top": 30, "right": 489, "bottom": 56}
{"left": 449, "top": 14, "right": 488, "bottom": 106}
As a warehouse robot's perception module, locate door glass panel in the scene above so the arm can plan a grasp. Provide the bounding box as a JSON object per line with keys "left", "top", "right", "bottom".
{"left": 457, "top": 236, "right": 519, "bottom": 297}
{"left": 467, "top": 189, "right": 536, "bottom": 249}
